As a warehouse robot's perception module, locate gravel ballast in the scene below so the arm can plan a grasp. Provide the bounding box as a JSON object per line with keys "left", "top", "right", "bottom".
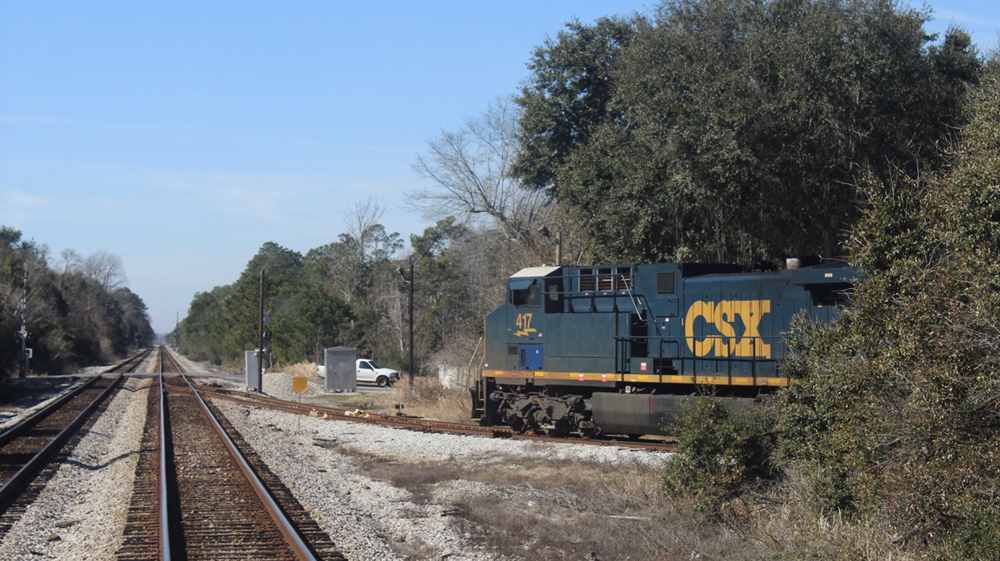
{"left": 0, "top": 376, "right": 152, "bottom": 560}
{"left": 209, "top": 371, "right": 669, "bottom": 560}
{"left": 0, "top": 354, "right": 671, "bottom": 560}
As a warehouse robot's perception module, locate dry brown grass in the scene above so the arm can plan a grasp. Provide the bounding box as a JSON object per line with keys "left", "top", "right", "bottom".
{"left": 310, "top": 375, "right": 470, "bottom": 422}
{"left": 342, "top": 452, "right": 749, "bottom": 559}
{"left": 331, "top": 448, "right": 916, "bottom": 560}
{"left": 723, "top": 473, "right": 918, "bottom": 560}
{"left": 344, "top": 451, "right": 468, "bottom": 504}
{"left": 299, "top": 374, "right": 914, "bottom": 558}
{"left": 281, "top": 361, "right": 320, "bottom": 377}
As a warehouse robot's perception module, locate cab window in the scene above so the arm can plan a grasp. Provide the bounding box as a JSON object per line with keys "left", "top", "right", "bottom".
{"left": 510, "top": 282, "right": 541, "bottom": 307}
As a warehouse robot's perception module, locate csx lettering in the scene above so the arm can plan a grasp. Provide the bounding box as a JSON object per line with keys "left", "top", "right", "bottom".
{"left": 684, "top": 300, "right": 771, "bottom": 357}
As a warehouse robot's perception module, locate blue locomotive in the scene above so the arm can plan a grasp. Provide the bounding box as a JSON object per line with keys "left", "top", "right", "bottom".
{"left": 471, "top": 260, "right": 859, "bottom": 437}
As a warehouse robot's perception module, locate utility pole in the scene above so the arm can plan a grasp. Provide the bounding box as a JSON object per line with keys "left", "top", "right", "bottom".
{"left": 408, "top": 257, "right": 415, "bottom": 389}
{"left": 17, "top": 263, "right": 28, "bottom": 378}
{"left": 399, "top": 253, "right": 429, "bottom": 389}
{"left": 256, "top": 269, "right": 265, "bottom": 393}
{"left": 538, "top": 226, "right": 562, "bottom": 267}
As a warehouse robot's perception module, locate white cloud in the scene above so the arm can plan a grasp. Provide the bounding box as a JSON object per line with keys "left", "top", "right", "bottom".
{"left": 1, "top": 188, "right": 51, "bottom": 207}
{"left": 932, "top": 8, "right": 1000, "bottom": 29}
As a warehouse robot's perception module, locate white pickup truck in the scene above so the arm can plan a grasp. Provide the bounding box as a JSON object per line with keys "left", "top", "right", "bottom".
{"left": 318, "top": 358, "right": 400, "bottom": 387}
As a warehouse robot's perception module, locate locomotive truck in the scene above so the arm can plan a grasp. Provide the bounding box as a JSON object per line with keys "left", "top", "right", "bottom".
{"left": 471, "top": 260, "right": 859, "bottom": 437}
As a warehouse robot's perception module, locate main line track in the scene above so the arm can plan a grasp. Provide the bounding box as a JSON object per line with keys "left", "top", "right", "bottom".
{"left": 118, "top": 346, "right": 343, "bottom": 560}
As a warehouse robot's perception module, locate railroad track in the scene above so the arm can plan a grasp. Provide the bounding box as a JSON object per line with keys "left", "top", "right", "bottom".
{"left": 118, "top": 346, "right": 343, "bottom": 560}
{"left": 0, "top": 375, "right": 124, "bottom": 537}
{"left": 0, "top": 348, "right": 154, "bottom": 538}
{"left": 105, "top": 347, "right": 155, "bottom": 374}
{"left": 195, "top": 383, "right": 676, "bottom": 453}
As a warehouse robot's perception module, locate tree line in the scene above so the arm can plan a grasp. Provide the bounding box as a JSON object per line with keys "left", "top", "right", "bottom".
{"left": 513, "top": 0, "right": 980, "bottom": 264}
{"left": 0, "top": 227, "right": 155, "bottom": 380}
{"left": 172, "top": 202, "right": 541, "bottom": 376}
{"left": 177, "top": 0, "right": 986, "bottom": 377}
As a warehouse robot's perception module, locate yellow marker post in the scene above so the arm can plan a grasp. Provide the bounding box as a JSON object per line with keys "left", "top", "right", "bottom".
{"left": 292, "top": 375, "right": 308, "bottom": 433}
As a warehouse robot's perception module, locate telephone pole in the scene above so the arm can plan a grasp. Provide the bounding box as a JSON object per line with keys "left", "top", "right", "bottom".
{"left": 16, "top": 264, "right": 28, "bottom": 378}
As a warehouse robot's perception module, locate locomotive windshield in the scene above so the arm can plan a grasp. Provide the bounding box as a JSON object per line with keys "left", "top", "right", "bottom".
{"left": 509, "top": 280, "right": 541, "bottom": 307}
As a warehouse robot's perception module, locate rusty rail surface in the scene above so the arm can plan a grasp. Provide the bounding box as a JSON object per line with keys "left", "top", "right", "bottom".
{"left": 196, "top": 384, "right": 676, "bottom": 453}
{"left": 118, "top": 349, "right": 168, "bottom": 560}
{"left": 0, "top": 347, "right": 150, "bottom": 447}
{"left": 158, "top": 350, "right": 171, "bottom": 561}
{"left": 105, "top": 347, "right": 155, "bottom": 374}
{"left": 0, "top": 375, "right": 123, "bottom": 512}
{"left": 120, "top": 346, "right": 342, "bottom": 560}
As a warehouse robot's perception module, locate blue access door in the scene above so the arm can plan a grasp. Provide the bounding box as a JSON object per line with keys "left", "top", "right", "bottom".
{"left": 519, "top": 344, "right": 543, "bottom": 370}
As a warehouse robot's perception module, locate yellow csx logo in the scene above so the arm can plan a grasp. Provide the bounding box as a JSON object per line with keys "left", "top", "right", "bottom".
{"left": 684, "top": 300, "right": 772, "bottom": 357}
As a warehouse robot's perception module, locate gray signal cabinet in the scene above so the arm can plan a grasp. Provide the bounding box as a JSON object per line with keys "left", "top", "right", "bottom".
{"left": 324, "top": 347, "right": 357, "bottom": 392}
{"left": 245, "top": 349, "right": 269, "bottom": 391}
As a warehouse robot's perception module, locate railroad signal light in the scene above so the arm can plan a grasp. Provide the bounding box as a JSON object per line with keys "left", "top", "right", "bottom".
{"left": 395, "top": 403, "right": 405, "bottom": 416}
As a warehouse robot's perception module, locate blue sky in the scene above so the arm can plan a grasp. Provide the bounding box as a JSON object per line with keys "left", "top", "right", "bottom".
{"left": 1, "top": 1, "right": 998, "bottom": 333}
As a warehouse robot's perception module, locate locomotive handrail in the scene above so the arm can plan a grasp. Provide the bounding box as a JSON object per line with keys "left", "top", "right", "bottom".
{"left": 612, "top": 332, "right": 787, "bottom": 379}
{"left": 464, "top": 336, "right": 483, "bottom": 391}
{"left": 618, "top": 274, "right": 645, "bottom": 320}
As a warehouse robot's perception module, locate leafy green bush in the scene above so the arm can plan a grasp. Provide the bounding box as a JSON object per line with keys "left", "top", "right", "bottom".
{"left": 772, "top": 56, "right": 1000, "bottom": 556}
{"left": 663, "top": 396, "right": 779, "bottom": 516}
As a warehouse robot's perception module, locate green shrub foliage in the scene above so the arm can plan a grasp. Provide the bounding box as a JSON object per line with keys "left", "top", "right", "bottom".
{"left": 660, "top": 53, "right": 997, "bottom": 557}
{"left": 664, "top": 396, "right": 779, "bottom": 515}
{"left": 777, "top": 58, "right": 1000, "bottom": 554}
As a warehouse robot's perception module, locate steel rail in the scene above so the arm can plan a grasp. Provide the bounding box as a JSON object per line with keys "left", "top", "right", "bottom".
{"left": 0, "top": 376, "right": 101, "bottom": 446}
{"left": 105, "top": 347, "right": 154, "bottom": 374}
{"left": 199, "top": 387, "right": 504, "bottom": 435}
{"left": 1, "top": 345, "right": 150, "bottom": 445}
{"left": 174, "top": 369, "right": 318, "bottom": 561}
{"left": 0, "top": 374, "right": 124, "bottom": 508}
{"left": 197, "top": 385, "right": 676, "bottom": 452}
{"left": 158, "top": 350, "right": 172, "bottom": 561}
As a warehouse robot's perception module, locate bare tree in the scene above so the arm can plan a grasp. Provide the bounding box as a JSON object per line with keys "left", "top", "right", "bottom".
{"left": 411, "top": 97, "right": 552, "bottom": 244}
{"left": 59, "top": 249, "right": 81, "bottom": 277}
{"left": 324, "top": 198, "right": 403, "bottom": 304}
{"left": 80, "top": 251, "right": 127, "bottom": 291}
